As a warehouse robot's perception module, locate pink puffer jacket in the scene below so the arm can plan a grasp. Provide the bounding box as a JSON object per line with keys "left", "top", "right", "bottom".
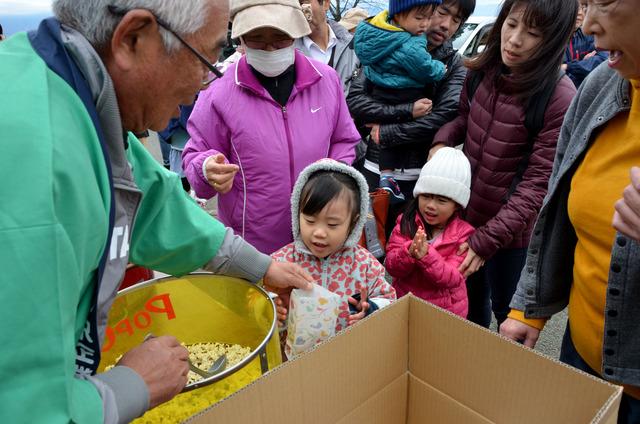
{"left": 385, "top": 214, "right": 475, "bottom": 317}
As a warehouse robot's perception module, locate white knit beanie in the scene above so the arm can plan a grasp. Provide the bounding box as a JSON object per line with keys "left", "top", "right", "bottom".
{"left": 413, "top": 147, "right": 471, "bottom": 208}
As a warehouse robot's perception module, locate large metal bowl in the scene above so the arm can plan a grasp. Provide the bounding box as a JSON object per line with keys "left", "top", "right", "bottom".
{"left": 98, "top": 273, "right": 282, "bottom": 423}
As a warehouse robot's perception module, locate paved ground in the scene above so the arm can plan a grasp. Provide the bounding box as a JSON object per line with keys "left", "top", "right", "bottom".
{"left": 143, "top": 132, "right": 568, "bottom": 358}
{"left": 491, "top": 308, "right": 567, "bottom": 359}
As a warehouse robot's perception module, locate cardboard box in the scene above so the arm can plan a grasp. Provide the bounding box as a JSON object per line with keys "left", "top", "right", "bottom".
{"left": 188, "top": 295, "right": 622, "bottom": 423}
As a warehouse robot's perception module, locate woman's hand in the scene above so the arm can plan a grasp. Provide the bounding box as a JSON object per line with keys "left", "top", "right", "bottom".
{"left": 613, "top": 166, "right": 640, "bottom": 242}
{"left": 428, "top": 143, "right": 447, "bottom": 161}
{"left": 204, "top": 153, "right": 239, "bottom": 194}
{"left": 408, "top": 227, "right": 428, "bottom": 259}
{"left": 457, "top": 242, "right": 485, "bottom": 277}
{"left": 347, "top": 288, "right": 369, "bottom": 326}
{"left": 499, "top": 318, "right": 541, "bottom": 349}
{"left": 365, "top": 123, "right": 381, "bottom": 145}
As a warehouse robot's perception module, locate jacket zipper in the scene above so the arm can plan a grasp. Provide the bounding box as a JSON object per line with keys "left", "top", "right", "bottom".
{"left": 321, "top": 257, "right": 329, "bottom": 288}
{"left": 282, "top": 106, "right": 296, "bottom": 190}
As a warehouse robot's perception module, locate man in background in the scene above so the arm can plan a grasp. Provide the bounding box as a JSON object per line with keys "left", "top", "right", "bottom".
{"left": 295, "top": 0, "right": 359, "bottom": 95}
{"left": 562, "top": 1, "right": 607, "bottom": 88}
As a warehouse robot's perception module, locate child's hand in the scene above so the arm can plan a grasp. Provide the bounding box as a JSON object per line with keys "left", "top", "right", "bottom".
{"left": 412, "top": 98, "right": 432, "bottom": 118}
{"left": 408, "top": 227, "right": 428, "bottom": 259}
{"left": 347, "top": 287, "right": 369, "bottom": 326}
{"left": 365, "top": 123, "right": 381, "bottom": 145}
{"left": 274, "top": 296, "right": 288, "bottom": 327}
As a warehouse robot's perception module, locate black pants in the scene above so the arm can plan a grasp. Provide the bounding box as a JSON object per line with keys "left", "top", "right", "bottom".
{"left": 465, "top": 247, "right": 527, "bottom": 328}
{"left": 560, "top": 326, "right": 640, "bottom": 424}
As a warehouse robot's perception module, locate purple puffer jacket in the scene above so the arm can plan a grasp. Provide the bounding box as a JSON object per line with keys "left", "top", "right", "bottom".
{"left": 434, "top": 69, "right": 576, "bottom": 260}
{"left": 183, "top": 51, "right": 360, "bottom": 254}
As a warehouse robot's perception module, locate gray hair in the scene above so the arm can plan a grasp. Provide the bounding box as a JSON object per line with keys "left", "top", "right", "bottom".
{"left": 53, "top": 0, "right": 211, "bottom": 52}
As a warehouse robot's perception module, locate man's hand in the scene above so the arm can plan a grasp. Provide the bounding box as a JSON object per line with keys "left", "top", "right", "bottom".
{"left": 613, "top": 167, "right": 640, "bottom": 242}
{"left": 408, "top": 227, "right": 429, "bottom": 259}
{"left": 204, "top": 153, "right": 239, "bottom": 194}
{"left": 118, "top": 335, "right": 189, "bottom": 409}
{"left": 347, "top": 288, "right": 369, "bottom": 326}
{"left": 457, "top": 242, "right": 485, "bottom": 278}
{"left": 365, "top": 123, "right": 381, "bottom": 145}
{"left": 263, "top": 261, "right": 313, "bottom": 291}
{"left": 428, "top": 143, "right": 447, "bottom": 161}
{"left": 499, "top": 318, "right": 541, "bottom": 348}
{"left": 412, "top": 98, "right": 433, "bottom": 118}
{"left": 584, "top": 50, "right": 597, "bottom": 59}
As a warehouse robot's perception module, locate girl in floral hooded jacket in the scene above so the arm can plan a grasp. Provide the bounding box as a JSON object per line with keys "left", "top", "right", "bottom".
{"left": 271, "top": 159, "right": 396, "bottom": 332}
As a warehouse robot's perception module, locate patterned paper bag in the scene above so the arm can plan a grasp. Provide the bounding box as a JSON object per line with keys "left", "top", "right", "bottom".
{"left": 285, "top": 284, "right": 341, "bottom": 359}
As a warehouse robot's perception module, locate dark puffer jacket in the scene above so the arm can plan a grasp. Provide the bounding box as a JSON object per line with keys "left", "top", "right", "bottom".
{"left": 434, "top": 69, "right": 576, "bottom": 259}
{"left": 347, "top": 40, "right": 466, "bottom": 171}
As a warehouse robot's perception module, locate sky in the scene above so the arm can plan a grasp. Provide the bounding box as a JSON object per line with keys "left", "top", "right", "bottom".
{"left": 0, "top": 0, "right": 501, "bottom": 15}
{"left": 0, "top": 0, "right": 53, "bottom": 15}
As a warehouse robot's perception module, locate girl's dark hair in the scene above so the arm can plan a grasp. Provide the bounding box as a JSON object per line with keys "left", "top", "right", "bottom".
{"left": 465, "top": 0, "right": 578, "bottom": 103}
{"left": 299, "top": 171, "right": 361, "bottom": 231}
{"left": 400, "top": 195, "right": 459, "bottom": 239}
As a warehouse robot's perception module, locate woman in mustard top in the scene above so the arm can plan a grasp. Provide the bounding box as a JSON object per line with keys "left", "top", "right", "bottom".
{"left": 501, "top": 1, "right": 640, "bottom": 422}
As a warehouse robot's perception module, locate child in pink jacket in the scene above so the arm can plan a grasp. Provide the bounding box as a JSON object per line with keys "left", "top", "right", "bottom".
{"left": 271, "top": 159, "right": 396, "bottom": 335}
{"left": 385, "top": 147, "right": 474, "bottom": 317}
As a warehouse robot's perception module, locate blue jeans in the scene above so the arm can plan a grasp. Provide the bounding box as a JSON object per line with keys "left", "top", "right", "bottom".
{"left": 560, "top": 326, "right": 640, "bottom": 424}
{"left": 465, "top": 247, "right": 527, "bottom": 328}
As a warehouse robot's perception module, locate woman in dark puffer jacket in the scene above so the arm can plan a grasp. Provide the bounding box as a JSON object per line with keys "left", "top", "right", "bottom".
{"left": 431, "top": 0, "right": 578, "bottom": 328}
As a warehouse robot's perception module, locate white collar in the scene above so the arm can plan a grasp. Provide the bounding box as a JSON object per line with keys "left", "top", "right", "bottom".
{"left": 302, "top": 24, "right": 338, "bottom": 53}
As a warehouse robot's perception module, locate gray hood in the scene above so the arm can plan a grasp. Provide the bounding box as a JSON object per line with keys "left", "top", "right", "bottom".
{"left": 291, "top": 159, "right": 369, "bottom": 253}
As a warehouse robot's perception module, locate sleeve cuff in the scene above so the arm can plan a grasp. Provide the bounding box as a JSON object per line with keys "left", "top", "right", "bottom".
{"left": 507, "top": 309, "right": 547, "bottom": 331}
{"left": 201, "top": 155, "right": 216, "bottom": 182}
{"left": 204, "top": 228, "right": 272, "bottom": 283}
{"left": 91, "top": 366, "right": 149, "bottom": 424}
{"left": 369, "top": 298, "right": 392, "bottom": 310}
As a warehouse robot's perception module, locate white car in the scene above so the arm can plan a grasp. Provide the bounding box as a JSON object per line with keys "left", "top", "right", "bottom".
{"left": 451, "top": 16, "right": 495, "bottom": 58}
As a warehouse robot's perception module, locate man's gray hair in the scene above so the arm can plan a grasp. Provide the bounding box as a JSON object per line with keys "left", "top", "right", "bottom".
{"left": 53, "top": 0, "right": 211, "bottom": 51}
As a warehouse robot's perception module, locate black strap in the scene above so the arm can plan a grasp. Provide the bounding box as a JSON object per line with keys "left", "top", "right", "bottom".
{"left": 507, "top": 70, "right": 565, "bottom": 197}
{"left": 328, "top": 45, "right": 337, "bottom": 68}
{"left": 465, "top": 69, "right": 484, "bottom": 105}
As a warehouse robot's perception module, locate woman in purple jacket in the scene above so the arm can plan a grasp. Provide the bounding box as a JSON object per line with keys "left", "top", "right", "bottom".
{"left": 430, "top": 0, "right": 578, "bottom": 328}
{"left": 183, "top": 0, "right": 361, "bottom": 254}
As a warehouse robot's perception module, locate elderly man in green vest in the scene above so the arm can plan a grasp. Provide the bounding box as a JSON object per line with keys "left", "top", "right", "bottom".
{"left": 0, "top": 0, "right": 313, "bottom": 422}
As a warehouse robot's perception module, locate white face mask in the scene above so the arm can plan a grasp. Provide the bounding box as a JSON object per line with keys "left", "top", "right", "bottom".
{"left": 245, "top": 45, "right": 295, "bottom": 77}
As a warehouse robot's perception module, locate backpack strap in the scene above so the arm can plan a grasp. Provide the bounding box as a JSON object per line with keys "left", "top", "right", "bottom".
{"left": 524, "top": 69, "right": 565, "bottom": 138}
{"left": 465, "top": 69, "right": 484, "bottom": 105}
{"left": 507, "top": 69, "right": 565, "bottom": 197}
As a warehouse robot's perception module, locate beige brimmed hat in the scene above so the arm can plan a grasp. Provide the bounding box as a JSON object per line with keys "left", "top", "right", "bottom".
{"left": 339, "top": 7, "right": 368, "bottom": 31}
{"left": 230, "top": 0, "right": 312, "bottom": 39}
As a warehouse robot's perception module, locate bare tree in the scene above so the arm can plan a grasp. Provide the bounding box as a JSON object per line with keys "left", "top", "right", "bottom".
{"left": 328, "top": 0, "right": 386, "bottom": 21}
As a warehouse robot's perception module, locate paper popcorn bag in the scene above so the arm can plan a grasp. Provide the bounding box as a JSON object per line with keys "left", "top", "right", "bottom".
{"left": 285, "top": 284, "right": 341, "bottom": 359}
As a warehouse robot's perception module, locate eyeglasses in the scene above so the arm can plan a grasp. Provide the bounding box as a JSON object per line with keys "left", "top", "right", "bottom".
{"left": 107, "top": 5, "right": 223, "bottom": 87}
